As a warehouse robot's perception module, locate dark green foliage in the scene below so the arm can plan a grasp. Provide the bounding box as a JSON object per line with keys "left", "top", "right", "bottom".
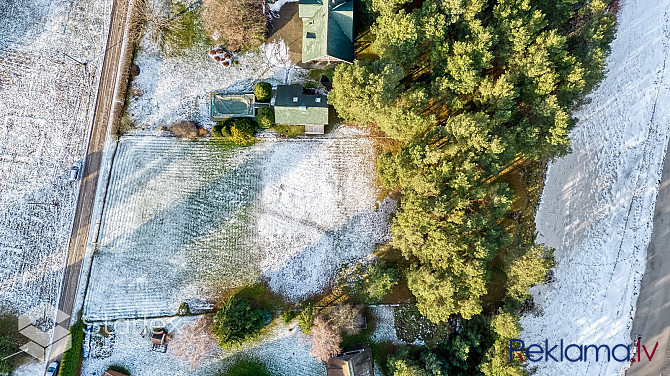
{"left": 297, "top": 303, "right": 315, "bottom": 334}
{"left": 178, "top": 301, "right": 191, "bottom": 316}
{"left": 58, "top": 321, "right": 85, "bottom": 376}
{"left": 254, "top": 82, "right": 272, "bottom": 102}
{"left": 223, "top": 118, "right": 257, "bottom": 146}
{"left": 107, "top": 365, "right": 131, "bottom": 375}
{"left": 365, "top": 262, "right": 398, "bottom": 302}
{"left": 222, "top": 359, "right": 271, "bottom": 376}
{"left": 0, "top": 334, "right": 16, "bottom": 374}
{"left": 212, "top": 297, "right": 265, "bottom": 350}
{"left": 256, "top": 107, "right": 275, "bottom": 128}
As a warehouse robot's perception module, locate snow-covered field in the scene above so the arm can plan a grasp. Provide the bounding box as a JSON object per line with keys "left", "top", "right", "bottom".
{"left": 520, "top": 1, "right": 670, "bottom": 375}
{"left": 83, "top": 129, "right": 393, "bottom": 320}
{"left": 0, "top": 0, "right": 111, "bottom": 315}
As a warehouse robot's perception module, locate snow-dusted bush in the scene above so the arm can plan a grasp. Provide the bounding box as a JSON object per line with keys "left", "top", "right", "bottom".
{"left": 202, "top": 0, "right": 266, "bottom": 51}
{"left": 170, "top": 121, "right": 200, "bottom": 138}
{"left": 256, "top": 107, "right": 274, "bottom": 128}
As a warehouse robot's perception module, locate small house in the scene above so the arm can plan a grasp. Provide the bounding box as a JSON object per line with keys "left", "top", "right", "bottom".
{"left": 326, "top": 344, "right": 374, "bottom": 376}
{"left": 274, "top": 85, "right": 329, "bottom": 134}
{"left": 299, "top": 0, "right": 354, "bottom": 63}
{"left": 210, "top": 93, "right": 256, "bottom": 121}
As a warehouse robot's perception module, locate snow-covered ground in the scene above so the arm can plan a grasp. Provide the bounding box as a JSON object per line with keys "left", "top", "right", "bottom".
{"left": 81, "top": 316, "right": 323, "bottom": 376}
{"left": 126, "top": 19, "right": 306, "bottom": 132}
{"left": 0, "top": 0, "right": 112, "bottom": 315}
{"left": 520, "top": 1, "right": 670, "bottom": 375}
{"left": 83, "top": 128, "right": 393, "bottom": 320}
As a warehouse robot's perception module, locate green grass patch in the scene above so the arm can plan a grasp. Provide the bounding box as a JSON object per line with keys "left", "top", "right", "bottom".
{"left": 271, "top": 124, "right": 304, "bottom": 138}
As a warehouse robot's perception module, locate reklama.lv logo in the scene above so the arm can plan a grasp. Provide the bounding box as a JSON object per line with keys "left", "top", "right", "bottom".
{"left": 510, "top": 339, "right": 658, "bottom": 363}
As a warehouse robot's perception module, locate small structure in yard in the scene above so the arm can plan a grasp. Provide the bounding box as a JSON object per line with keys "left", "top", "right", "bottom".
{"left": 103, "top": 371, "right": 128, "bottom": 376}
{"left": 326, "top": 344, "right": 374, "bottom": 376}
{"left": 299, "top": 0, "right": 354, "bottom": 64}
{"left": 210, "top": 93, "right": 256, "bottom": 121}
{"left": 151, "top": 329, "right": 169, "bottom": 353}
{"left": 274, "top": 85, "right": 328, "bottom": 134}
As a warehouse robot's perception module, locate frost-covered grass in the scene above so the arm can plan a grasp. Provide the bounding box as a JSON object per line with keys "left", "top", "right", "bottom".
{"left": 125, "top": 7, "right": 305, "bottom": 132}
{"left": 0, "top": 0, "right": 111, "bottom": 315}
{"left": 83, "top": 128, "right": 393, "bottom": 320}
{"left": 520, "top": 1, "right": 670, "bottom": 375}
{"left": 81, "top": 315, "right": 323, "bottom": 376}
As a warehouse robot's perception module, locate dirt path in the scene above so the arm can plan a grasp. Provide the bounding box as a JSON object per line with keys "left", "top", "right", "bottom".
{"left": 627, "top": 136, "right": 670, "bottom": 376}
{"left": 50, "top": 0, "right": 133, "bottom": 361}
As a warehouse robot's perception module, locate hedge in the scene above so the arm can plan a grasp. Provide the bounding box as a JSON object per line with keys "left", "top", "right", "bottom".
{"left": 58, "top": 321, "right": 85, "bottom": 376}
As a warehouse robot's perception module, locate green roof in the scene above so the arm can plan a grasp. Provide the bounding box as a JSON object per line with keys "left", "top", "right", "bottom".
{"left": 274, "top": 85, "right": 328, "bottom": 126}
{"left": 210, "top": 93, "right": 255, "bottom": 121}
{"left": 300, "top": 0, "right": 354, "bottom": 63}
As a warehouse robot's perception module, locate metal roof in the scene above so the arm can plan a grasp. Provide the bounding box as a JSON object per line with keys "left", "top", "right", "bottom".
{"left": 274, "top": 85, "right": 329, "bottom": 126}
{"left": 210, "top": 93, "right": 255, "bottom": 120}
{"left": 300, "top": 0, "right": 354, "bottom": 63}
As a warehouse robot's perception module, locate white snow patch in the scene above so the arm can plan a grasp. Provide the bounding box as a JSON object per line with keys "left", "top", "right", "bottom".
{"left": 13, "top": 361, "right": 45, "bottom": 376}
{"left": 268, "top": 0, "right": 299, "bottom": 13}
{"left": 520, "top": 1, "right": 670, "bottom": 375}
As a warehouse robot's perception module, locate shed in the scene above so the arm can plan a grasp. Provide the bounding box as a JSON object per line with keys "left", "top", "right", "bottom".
{"left": 326, "top": 344, "right": 374, "bottom": 376}
{"left": 299, "top": 0, "right": 354, "bottom": 63}
{"left": 210, "top": 93, "right": 256, "bottom": 121}
{"left": 274, "top": 85, "right": 328, "bottom": 134}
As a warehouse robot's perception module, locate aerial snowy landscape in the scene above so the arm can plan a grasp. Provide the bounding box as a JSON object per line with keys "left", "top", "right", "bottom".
{"left": 2, "top": 0, "right": 665, "bottom": 375}
{"left": 0, "top": 0, "right": 111, "bottom": 315}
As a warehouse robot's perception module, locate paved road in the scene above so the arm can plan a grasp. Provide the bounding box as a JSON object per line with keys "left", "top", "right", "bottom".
{"left": 51, "top": 0, "right": 131, "bottom": 361}
{"left": 628, "top": 136, "right": 670, "bottom": 376}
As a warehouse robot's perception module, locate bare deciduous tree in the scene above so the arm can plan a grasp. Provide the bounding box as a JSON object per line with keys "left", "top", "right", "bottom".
{"left": 202, "top": 0, "right": 267, "bottom": 51}
{"left": 309, "top": 316, "right": 342, "bottom": 363}
{"left": 170, "top": 317, "right": 218, "bottom": 369}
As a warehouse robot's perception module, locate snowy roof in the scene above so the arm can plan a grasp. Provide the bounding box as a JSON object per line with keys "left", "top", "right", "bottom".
{"left": 326, "top": 344, "right": 373, "bottom": 376}
{"left": 274, "top": 85, "right": 328, "bottom": 127}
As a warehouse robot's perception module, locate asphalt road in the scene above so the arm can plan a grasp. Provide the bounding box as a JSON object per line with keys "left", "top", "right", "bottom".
{"left": 51, "top": 0, "right": 131, "bottom": 361}
{"left": 628, "top": 136, "right": 670, "bottom": 376}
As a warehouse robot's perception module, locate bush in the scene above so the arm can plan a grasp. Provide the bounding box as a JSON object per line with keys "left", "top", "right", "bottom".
{"left": 212, "top": 297, "right": 265, "bottom": 350}
{"left": 177, "top": 302, "right": 191, "bottom": 316}
{"left": 58, "top": 321, "right": 85, "bottom": 376}
{"left": 256, "top": 107, "right": 274, "bottom": 128}
{"left": 297, "top": 303, "right": 314, "bottom": 334}
{"left": 222, "top": 359, "right": 270, "bottom": 376}
{"left": 280, "top": 310, "right": 297, "bottom": 324}
{"left": 202, "top": 0, "right": 266, "bottom": 51}
{"left": 254, "top": 82, "right": 272, "bottom": 102}
{"left": 365, "top": 263, "right": 399, "bottom": 302}
{"left": 225, "top": 118, "right": 257, "bottom": 146}
{"left": 170, "top": 121, "right": 200, "bottom": 138}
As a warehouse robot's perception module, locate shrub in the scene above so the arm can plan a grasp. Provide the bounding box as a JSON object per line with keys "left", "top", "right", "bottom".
{"left": 211, "top": 122, "right": 225, "bottom": 138}
{"left": 225, "top": 118, "right": 257, "bottom": 146}
{"left": 170, "top": 121, "right": 200, "bottom": 138}
{"left": 297, "top": 303, "right": 315, "bottom": 334}
{"left": 256, "top": 107, "right": 274, "bottom": 128}
{"left": 365, "top": 263, "right": 399, "bottom": 302}
{"left": 202, "top": 0, "right": 266, "bottom": 51}
{"left": 177, "top": 302, "right": 191, "bottom": 316}
{"left": 212, "top": 297, "right": 264, "bottom": 350}
{"left": 254, "top": 82, "right": 272, "bottom": 102}
{"left": 222, "top": 359, "right": 270, "bottom": 376}
{"left": 140, "top": 0, "right": 206, "bottom": 56}
{"left": 58, "top": 321, "right": 85, "bottom": 376}
{"left": 281, "top": 310, "right": 297, "bottom": 324}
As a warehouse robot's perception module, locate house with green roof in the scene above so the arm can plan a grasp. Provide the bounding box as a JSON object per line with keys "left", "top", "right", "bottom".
{"left": 274, "top": 85, "right": 329, "bottom": 134}
{"left": 210, "top": 93, "right": 256, "bottom": 121}
{"left": 299, "top": 0, "right": 354, "bottom": 64}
